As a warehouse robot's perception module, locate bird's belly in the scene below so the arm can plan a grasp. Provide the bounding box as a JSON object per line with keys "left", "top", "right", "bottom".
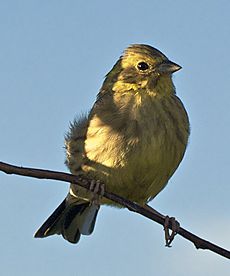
{"left": 84, "top": 130, "right": 184, "bottom": 206}
{"left": 80, "top": 97, "right": 189, "bottom": 206}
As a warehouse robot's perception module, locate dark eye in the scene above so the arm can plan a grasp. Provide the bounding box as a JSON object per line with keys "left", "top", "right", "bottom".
{"left": 137, "top": 61, "right": 149, "bottom": 71}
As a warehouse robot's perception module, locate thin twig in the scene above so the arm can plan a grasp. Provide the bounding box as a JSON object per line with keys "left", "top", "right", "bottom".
{"left": 0, "top": 161, "right": 229, "bottom": 260}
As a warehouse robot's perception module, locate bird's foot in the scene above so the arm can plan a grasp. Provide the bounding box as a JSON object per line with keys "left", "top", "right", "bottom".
{"left": 164, "top": 216, "right": 180, "bottom": 247}
{"left": 89, "top": 180, "right": 105, "bottom": 206}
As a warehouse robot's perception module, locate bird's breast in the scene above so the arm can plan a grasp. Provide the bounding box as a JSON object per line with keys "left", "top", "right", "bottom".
{"left": 84, "top": 95, "right": 189, "bottom": 204}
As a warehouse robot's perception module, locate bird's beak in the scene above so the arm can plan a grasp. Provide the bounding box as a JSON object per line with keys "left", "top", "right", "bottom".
{"left": 157, "top": 60, "right": 182, "bottom": 74}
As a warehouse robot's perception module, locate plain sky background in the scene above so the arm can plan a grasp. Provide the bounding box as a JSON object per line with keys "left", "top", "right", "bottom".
{"left": 0, "top": 1, "right": 229, "bottom": 275}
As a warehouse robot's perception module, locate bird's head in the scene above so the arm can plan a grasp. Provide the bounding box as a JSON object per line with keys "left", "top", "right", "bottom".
{"left": 103, "top": 44, "right": 181, "bottom": 96}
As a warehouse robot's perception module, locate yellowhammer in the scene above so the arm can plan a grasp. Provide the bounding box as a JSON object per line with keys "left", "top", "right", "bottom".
{"left": 35, "top": 44, "right": 190, "bottom": 244}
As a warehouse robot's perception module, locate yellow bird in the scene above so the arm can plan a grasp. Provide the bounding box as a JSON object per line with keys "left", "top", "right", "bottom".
{"left": 34, "top": 44, "right": 190, "bottom": 243}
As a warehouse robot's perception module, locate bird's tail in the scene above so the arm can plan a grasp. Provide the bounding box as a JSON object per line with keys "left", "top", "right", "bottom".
{"left": 34, "top": 198, "right": 99, "bottom": 244}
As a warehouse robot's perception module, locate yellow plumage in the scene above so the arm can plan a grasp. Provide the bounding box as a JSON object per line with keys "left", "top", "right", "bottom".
{"left": 35, "top": 44, "right": 190, "bottom": 243}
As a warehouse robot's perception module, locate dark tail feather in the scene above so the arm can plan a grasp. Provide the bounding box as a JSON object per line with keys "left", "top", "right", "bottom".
{"left": 34, "top": 199, "right": 99, "bottom": 244}
{"left": 34, "top": 199, "right": 66, "bottom": 238}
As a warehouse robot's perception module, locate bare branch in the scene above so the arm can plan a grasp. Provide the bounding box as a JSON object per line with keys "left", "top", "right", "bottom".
{"left": 0, "top": 161, "right": 229, "bottom": 260}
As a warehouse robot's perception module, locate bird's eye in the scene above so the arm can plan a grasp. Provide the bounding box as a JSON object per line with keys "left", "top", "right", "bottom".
{"left": 137, "top": 61, "right": 149, "bottom": 71}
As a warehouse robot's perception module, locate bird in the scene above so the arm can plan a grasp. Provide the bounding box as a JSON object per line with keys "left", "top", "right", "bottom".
{"left": 34, "top": 44, "right": 190, "bottom": 244}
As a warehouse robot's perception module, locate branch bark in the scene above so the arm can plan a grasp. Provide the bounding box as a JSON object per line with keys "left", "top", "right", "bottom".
{"left": 0, "top": 161, "right": 229, "bottom": 260}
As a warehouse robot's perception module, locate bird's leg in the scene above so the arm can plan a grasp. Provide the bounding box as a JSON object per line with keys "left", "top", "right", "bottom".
{"left": 89, "top": 180, "right": 105, "bottom": 206}
{"left": 144, "top": 204, "right": 180, "bottom": 247}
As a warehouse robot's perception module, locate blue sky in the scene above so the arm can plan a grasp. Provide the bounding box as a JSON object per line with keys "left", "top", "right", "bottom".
{"left": 0, "top": 1, "right": 229, "bottom": 275}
